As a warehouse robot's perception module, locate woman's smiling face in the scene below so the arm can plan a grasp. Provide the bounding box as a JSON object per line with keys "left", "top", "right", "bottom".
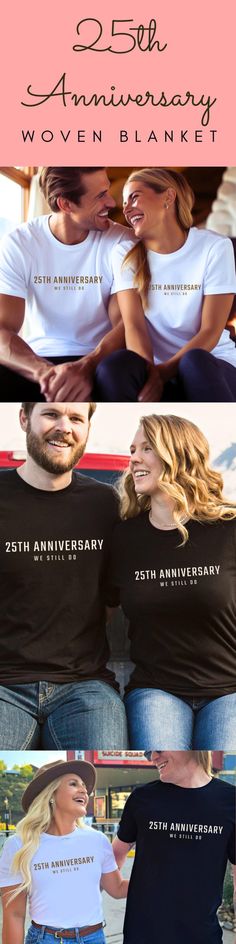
{"left": 54, "top": 775, "right": 89, "bottom": 818}
{"left": 129, "top": 424, "right": 163, "bottom": 496}
{"left": 123, "top": 180, "right": 168, "bottom": 238}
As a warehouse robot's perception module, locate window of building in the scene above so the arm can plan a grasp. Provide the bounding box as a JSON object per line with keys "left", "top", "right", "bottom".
{"left": 109, "top": 788, "right": 132, "bottom": 819}
{"left": 0, "top": 167, "right": 36, "bottom": 228}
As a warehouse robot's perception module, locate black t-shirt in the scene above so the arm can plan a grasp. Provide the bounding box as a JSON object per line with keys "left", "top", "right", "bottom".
{"left": 111, "top": 514, "right": 236, "bottom": 697}
{"left": 0, "top": 469, "right": 119, "bottom": 686}
{"left": 118, "top": 777, "right": 236, "bottom": 944}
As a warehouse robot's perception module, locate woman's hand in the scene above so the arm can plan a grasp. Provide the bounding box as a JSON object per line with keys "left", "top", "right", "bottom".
{"left": 139, "top": 292, "right": 235, "bottom": 400}
{"left": 40, "top": 358, "right": 95, "bottom": 401}
{"left": 138, "top": 363, "right": 164, "bottom": 401}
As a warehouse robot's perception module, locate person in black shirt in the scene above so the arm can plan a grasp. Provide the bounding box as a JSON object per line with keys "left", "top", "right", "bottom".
{"left": 111, "top": 412, "right": 236, "bottom": 748}
{"left": 0, "top": 401, "right": 127, "bottom": 749}
{"left": 113, "top": 749, "right": 236, "bottom": 944}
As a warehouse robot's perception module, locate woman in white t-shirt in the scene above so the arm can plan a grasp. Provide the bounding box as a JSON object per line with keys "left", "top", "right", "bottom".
{"left": 111, "top": 413, "right": 236, "bottom": 748}
{"left": 113, "top": 167, "right": 236, "bottom": 402}
{"left": 0, "top": 759, "right": 128, "bottom": 944}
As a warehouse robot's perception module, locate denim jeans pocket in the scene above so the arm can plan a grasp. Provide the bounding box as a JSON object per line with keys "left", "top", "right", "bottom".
{"left": 80, "top": 931, "right": 106, "bottom": 944}
{"left": 25, "top": 925, "right": 42, "bottom": 944}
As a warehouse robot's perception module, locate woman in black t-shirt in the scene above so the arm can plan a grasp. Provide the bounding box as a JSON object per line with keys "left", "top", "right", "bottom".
{"left": 112, "top": 413, "right": 236, "bottom": 749}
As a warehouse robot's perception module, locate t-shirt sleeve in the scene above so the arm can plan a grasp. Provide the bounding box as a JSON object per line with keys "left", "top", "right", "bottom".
{"left": 110, "top": 235, "right": 137, "bottom": 294}
{"left": 0, "top": 232, "right": 29, "bottom": 298}
{"left": 203, "top": 236, "right": 236, "bottom": 295}
{"left": 101, "top": 834, "right": 118, "bottom": 873}
{"left": 0, "top": 836, "right": 22, "bottom": 887}
{"left": 117, "top": 793, "right": 137, "bottom": 844}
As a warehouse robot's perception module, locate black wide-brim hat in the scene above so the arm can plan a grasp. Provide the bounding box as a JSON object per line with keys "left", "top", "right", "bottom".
{"left": 22, "top": 759, "right": 96, "bottom": 813}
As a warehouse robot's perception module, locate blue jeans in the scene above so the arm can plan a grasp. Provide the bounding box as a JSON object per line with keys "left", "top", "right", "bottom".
{"left": 178, "top": 348, "right": 236, "bottom": 401}
{"left": 25, "top": 925, "right": 106, "bottom": 944}
{"left": 96, "top": 349, "right": 182, "bottom": 401}
{"left": 0, "top": 680, "right": 128, "bottom": 749}
{"left": 95, "top": 350, "right": 149, "bottom": 401}
{"left": 125, "top": 688, "right": 236, "bottom": 749}
{"left": 96, "top": 348, "right": 236, "bottom": 402}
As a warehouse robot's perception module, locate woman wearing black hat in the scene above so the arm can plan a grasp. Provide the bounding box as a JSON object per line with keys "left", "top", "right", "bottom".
{"left": 0, "top": 760, "right": 128, "bottom": 944}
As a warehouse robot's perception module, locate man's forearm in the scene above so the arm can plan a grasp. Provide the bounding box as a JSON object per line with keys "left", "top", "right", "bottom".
{"left": 0, "top": 328, "right": 51, "bottom": 382}
{"left": 113, "top": 878, "right": 129, "bottom": 898}
{"left": 112, "top": 837, "right": 132, "bottom": 868}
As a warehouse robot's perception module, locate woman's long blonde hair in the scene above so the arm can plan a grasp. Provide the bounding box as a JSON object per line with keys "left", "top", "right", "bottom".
{"left": 190, "top": 751, "right": 212, "bottom": 776}
{"left": 123, "top": 167, "right": 194, "bottom": 307}
{"left": 7, "top": 778, "right": 86, "bottom": 902}
{"left": 119, "top": 413, "right": 236, "bottom": 543}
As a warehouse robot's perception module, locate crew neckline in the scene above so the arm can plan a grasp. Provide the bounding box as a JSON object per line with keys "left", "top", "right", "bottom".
{"left": 42, "top": 828, "right": 81, "bottom": 840}
{"left": 147, "top": 511, "right": 191, "bottom": 533}
{"left": 14, "top": 468, "right": 77, "bottom": 495}
{"left": 46, "top": 215, "right": 90, "bottom": 251}
{"left": 147, "top": 226, "right": 193, "bottom": 259}
{"left": 159, "top": 777, "right": 214, "bottom": 792}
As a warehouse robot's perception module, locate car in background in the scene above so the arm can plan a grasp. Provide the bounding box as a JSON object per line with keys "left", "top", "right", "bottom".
{"left": 0, "top": 449, "right": 129, "bottom": 482}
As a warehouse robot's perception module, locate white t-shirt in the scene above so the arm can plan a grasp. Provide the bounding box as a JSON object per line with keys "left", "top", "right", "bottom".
{"left": 0, "top": 217, "right": 135, "bottom": 356}
{"left": 0, "top": 827, "right": 117, "bottom": 927}
{"left": 138, "top": 227, "right": 236, "bottom": 366}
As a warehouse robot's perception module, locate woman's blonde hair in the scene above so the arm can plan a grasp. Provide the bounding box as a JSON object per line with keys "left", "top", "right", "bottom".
{"left": 190, "top": 751, "right": 212, "bottom": 776}
{"left": 7, "top": 778, "right": 86, "bottom": 901}
{"left": 119, "top": 413, "right": 236, "bottom": 543}
{"left": 123, "top": 167, "right": 194, "bottom": 307}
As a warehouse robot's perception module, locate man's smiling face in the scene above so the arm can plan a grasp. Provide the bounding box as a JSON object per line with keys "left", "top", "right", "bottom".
{"left": 68, "top": 169, "right": 116, "bottom": 232}
{"left": 20, "top": 403, "right": 90, "bottom": 474}
{"left": 151, "top": 752, "right": 195, "bottom": 784}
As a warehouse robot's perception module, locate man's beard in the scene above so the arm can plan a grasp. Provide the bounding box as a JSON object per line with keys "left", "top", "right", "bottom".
{"left": 26, "top": 427, "right": 87, "bottom": 474}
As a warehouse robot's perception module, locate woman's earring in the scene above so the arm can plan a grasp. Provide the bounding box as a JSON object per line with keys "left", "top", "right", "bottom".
{"left": 49, "top": 798, "right": 54, "bottom": 809}
{"left": 164, "top": 202, "right": 169, "bottom": 209}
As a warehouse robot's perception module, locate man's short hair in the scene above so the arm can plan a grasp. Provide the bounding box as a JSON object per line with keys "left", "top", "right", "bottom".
{"left": 21, "top": 402, "right": 97, "bottom": 420}
{"left": 39, "top": 167, "right": 105, "bottom": 212}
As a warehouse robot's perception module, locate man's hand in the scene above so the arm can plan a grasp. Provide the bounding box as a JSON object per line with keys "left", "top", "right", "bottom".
{"left": 32, "top": 359, "right": 56, "bottom": 389}
{"left": 138, "top": 364, "right": 164, "bottom": 402}
{"left": 39, "top": 358, "right": 95, "bottom": 401}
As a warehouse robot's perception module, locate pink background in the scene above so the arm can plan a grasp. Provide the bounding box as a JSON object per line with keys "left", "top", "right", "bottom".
{"left": 0, "top": 0, "right": 235, "bottom": 165}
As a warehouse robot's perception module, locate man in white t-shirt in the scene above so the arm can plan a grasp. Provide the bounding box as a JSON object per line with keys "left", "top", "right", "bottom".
{"left": 0, "top": 167, "right": 149, "bottom": 402}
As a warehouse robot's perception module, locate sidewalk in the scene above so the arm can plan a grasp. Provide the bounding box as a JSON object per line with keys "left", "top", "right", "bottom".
{"left": 103, "top": 858, "right": 130, "bottom": 942}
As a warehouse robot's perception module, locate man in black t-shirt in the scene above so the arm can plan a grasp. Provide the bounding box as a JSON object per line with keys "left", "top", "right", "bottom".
{"left": 113, "top": 750, "right": 236, "bottom": 944}
{"left": 0, "top": 400, "right": 127, "bottom": 749}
